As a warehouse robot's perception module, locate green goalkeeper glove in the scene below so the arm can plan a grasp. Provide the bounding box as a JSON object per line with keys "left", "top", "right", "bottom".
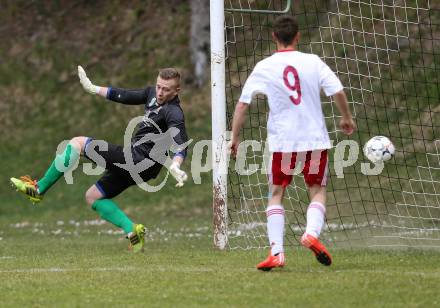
{"left": 78, "top": 65, "right": 100, "bottom": 95}
{"left": 169, "top": 161, "right": 188, "bottom": 188}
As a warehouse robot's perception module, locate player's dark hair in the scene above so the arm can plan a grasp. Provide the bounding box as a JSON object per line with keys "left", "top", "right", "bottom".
{"left": 273, "top": 15, "right": 299, "bottom": 46}
{"left": 159, "top": 68, "right": 181, "bottom": 85}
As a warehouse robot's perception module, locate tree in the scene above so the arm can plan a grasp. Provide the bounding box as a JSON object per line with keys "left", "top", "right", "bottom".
{"left": 190, "top": 0, "right": 210, "bottom": 87}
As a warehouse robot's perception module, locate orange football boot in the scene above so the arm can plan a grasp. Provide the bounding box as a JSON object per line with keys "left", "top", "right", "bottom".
{"left": 301, "top": 233, "right": 332, "bottom": 266}
{"left": 257, "top": 252, "right": 285, "bottom": 271}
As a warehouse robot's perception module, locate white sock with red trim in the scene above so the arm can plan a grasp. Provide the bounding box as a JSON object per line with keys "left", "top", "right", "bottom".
{"left": 266, "top": 204, "right": 285, "bottom": 256}
{"left": 305, "top": 202, "right": 326, "bottom": 238}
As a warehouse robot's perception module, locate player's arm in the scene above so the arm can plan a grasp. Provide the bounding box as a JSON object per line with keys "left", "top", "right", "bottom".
{"left": 228, "top": 63, "right": 268, "bottom": 157}
{"left": 333, "top": 90, "right": 356, "bottom": 135}
{"left": 230, "top": 65, "right": 263, "bottom": 158}
{"left": 77, "top": 65, "right": 148, "bottom": 105}
{"left": 230, "top": 102, "right": 250, "bottom": 158}
{"left": 164, "top": 105, "right": 190, "bottom": 187}
{"left": 317, "top": 57, "right": 356, "bottom": 136}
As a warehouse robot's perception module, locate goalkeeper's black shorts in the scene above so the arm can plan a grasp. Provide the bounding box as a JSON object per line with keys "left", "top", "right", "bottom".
{"left": 83, "top": 138, "right": 162, "bottom": 198}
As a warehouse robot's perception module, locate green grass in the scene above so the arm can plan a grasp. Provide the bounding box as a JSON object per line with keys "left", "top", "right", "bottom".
{"left": 1, "top": 1, "right": 439, "bottom": 307}
{"left": 1, "top": 217, "right": 439, "bottom": 307}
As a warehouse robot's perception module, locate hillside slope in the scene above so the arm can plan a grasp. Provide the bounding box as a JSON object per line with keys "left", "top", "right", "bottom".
{"left": 0, "top": 1, "right": 212, "bottom": 220}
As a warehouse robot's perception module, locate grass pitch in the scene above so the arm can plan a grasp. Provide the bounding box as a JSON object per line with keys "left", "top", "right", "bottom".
{"left": 1, "top": 218, "right": 439, "bottom": 308}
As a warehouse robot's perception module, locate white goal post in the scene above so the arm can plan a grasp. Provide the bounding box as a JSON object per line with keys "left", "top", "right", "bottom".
{"left": 210, "top": 0, "right": 228, "bottom": 249}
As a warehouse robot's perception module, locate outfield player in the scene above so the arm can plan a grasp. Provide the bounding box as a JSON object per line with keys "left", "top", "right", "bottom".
{"left": 230, "top": 15, "right": 356, "bottom": 270}
{"left": 11, "top": 67, "right": 189, "bottom": 253}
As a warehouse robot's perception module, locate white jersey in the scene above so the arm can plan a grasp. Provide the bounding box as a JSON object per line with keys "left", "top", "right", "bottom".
{"left": 239, "top": 50, "right": 343, "bottom": 152}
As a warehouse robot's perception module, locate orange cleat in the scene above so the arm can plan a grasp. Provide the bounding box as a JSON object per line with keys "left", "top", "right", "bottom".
{"left": 257, "top": 252, "right": 285, "bottom": 271}
{"left": 301, "top": 233, "right": 332, "bottom": 266}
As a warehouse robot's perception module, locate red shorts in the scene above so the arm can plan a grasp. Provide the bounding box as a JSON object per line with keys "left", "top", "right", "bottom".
{"left": 270, "top": 150, "right": 328, "bottom": 188}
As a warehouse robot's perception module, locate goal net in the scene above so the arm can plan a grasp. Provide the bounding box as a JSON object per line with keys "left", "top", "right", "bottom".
{"left": 212, "top": 0, "right": 440, "bottom": 250}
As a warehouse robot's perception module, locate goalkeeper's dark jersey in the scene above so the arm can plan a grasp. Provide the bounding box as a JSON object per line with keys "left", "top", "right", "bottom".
{"left": 106, "top": 86, "right": 189, "bottom": 161}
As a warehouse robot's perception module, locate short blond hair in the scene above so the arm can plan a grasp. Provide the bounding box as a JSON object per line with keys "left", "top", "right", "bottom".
{"left": 158, "top": 68, "right": 181, "bottom": 86}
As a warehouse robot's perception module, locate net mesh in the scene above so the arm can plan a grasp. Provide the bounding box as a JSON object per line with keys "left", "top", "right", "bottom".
{"left": 223, "top": 0, "right": 440, "bottom": 249}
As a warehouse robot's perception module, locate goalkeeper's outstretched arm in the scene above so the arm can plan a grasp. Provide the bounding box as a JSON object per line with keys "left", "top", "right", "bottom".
{"left": 78, "top": 65, "right": 148, "bottom": 105}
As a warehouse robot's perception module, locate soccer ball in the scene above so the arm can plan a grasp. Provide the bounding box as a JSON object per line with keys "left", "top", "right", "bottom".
{"left": 363, "top": 136, "right": 395, "bottom": 163}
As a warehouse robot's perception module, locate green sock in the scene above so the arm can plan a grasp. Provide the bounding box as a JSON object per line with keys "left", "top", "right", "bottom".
{"left": 37, "top": 143, "right": 80, "bottom": 194}
{"left": 92, "top": 199, "right": 134, "bottom": 234}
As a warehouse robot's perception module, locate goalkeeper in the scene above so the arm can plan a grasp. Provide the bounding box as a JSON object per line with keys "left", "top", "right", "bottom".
{"left": 11, "top": 66, "right": 189, "bottom": 253}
